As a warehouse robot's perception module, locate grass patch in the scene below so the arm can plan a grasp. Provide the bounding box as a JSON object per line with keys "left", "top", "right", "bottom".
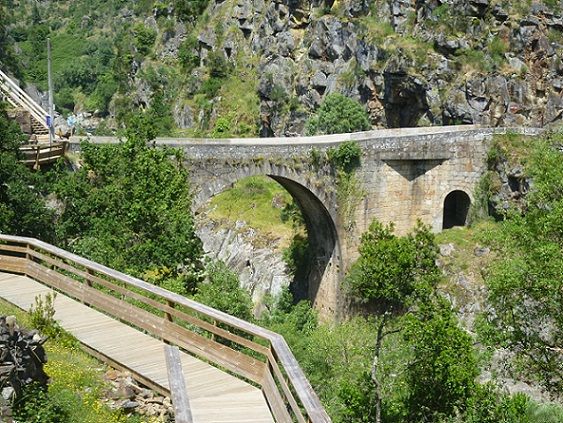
{"left": 488, "top": 132, "right": 536, "bottom": 168}
{"left": 435, "top": 221, "right": 500, "bottom": 313}
{"left": 0, "top": 298, "right": 142, "bottom": 423}
{"left": 207, "top": 176, "right": 295, "bottom": 248}
{"left": 212, "top": 72, "right": 260, "bottom": 138}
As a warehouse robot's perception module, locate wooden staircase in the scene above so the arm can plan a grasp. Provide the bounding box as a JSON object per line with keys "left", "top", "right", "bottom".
{"left": 1, "top": 69, "right": 67, "bottom": 168}
{"left": 0, "top": 69, "right": 50, "bottom": 136}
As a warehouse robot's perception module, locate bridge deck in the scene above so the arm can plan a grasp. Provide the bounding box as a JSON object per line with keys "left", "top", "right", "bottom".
{"left": 0, "top": 271, "right": 273, "bottom": 423}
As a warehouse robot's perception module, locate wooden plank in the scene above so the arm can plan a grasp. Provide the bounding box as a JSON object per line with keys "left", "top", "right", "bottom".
{"left": 267, "top": 351, "right": 306, "bottom": 423}
{"left": 262, "top": 369, "right": 292, "bottom": 423}
{"left": 0, "top": 256, "right": 26, "bottom": 274}
{"left": 0, "top": 244, "right": 27, "bottom": 253}
{"left": 165, "top": 345, "right": 193, "bottom": 423}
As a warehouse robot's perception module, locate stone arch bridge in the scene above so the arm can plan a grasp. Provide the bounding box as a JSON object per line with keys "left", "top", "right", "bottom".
{"left": 70, "top": 125, "right": 540, "bottom": 318}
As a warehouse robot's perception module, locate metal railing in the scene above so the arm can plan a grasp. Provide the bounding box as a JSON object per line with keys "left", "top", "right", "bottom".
{"left": 0, "top": 235, "right": 331, "bottom": 423}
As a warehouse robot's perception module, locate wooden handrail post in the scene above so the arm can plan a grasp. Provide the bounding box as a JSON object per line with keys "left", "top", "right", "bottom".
{"left": 164, "top": 345, "right": 193, "bottom": 423}
{"left": 25, "top": 243, "right": 31, "bottom": 277}
{"left": 83, "top": 268, "right": 94, "bottom": 305}
{"left": 85, "top": 269, "right": 93, "bottom": 287}
{"left": 34, "top": 145, "right": 40, "bottom": 170}
{"left": 211, "top": 319, "right": 217, "bottom": 341}
{"left": 165, "top": 300, "right": 174, "bottom": 322}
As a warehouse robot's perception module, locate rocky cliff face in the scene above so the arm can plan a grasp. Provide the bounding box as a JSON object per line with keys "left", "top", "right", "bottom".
{"left": 196, "top": 216, "right": 291, "bottom": 313}
{"left": 166, "top": 0, "right": 563, "bottom": 135}
{"left": 11, "top": 1, "right": 563, "bottom": 136}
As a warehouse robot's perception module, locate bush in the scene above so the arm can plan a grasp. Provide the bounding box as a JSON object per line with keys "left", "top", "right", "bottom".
{"left": 306, "top": 93, "right": 371, "bottom": 135}
{"left": 174, "top": 0, "right": 209, "bottom": 22}
{"left": 132, "top": 23, "right": 156, "bottom": 57}
{"left": 194, "top": 261, "right": 253, "bottom": 321}
{"left": 178, "top": 35, "right": 199, "bottom": 71}
{"left": 327, "top": 141, "right": 362, "bottom": 173}
{"left": 13, "top": 383, "right": 70, "bottom": 423}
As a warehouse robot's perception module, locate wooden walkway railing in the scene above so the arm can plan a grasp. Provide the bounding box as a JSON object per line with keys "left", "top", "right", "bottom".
{"left": 19, "top": 142, "right": 67, "bottom": 169}
{"left": 0, "top": 234, "right": 331, "bottom": 423}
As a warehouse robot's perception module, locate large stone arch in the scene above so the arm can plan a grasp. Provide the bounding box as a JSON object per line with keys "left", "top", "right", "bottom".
{"left": 189, "top": 161, "right": 343, "bottom": 317}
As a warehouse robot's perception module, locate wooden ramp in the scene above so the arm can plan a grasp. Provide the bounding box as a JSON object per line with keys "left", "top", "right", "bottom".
{"left": 0, "top": 271, "right": 274, "bottom": 423}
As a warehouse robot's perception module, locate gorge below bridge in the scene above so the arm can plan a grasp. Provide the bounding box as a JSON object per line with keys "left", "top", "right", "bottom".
{"left": 69, "top": 125, "right": 541, "bottom": 318}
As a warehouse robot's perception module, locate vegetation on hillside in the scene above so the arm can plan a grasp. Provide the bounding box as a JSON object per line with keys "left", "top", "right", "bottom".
{"left": 478, "top": 133, "right": 563, "bottom": 396}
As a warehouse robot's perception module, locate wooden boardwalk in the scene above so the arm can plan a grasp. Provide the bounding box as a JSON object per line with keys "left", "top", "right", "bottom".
{"left": 0, "top": 271, "right": 274, "bottom": 423}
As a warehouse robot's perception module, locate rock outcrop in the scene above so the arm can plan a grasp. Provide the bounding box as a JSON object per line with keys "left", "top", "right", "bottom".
{"left": 196, "top": 216, "right": 291, "bottom": 314}
{"left": 155, "top": 0, "right": 563, "bottom": 135}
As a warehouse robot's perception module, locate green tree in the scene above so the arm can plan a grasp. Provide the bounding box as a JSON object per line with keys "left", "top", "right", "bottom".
{"left": 51, "top": 114, "right": 202, "bottom": 290}
{"left": 0, "top": 106, "right": 54, "bottom": 240}
{"left": 306, "top": 93, "right": 371, "bottom": 135}
{"left": 345, "top": 220, "right": 441, "bottom": 422}
{"left": 483, "top": 136, "right": 563, "bottom": 394}
{"left": 403, "top": 298, "right": 478, "bottom": 421}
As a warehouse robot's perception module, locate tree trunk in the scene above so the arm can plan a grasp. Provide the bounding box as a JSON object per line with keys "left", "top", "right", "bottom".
{"left": 371, "top": 314, "right": 387, "bottom": 423}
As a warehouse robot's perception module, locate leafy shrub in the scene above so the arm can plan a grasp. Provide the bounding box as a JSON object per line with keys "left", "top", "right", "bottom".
{"left": 306, "top": 93, "right": 371, "bottom": 135}
{"left": 132, "top": 23, "right": 156, "bottom": 57}
{"left": 211, "top": 115, "right": 232, "bottom": 138}
{"left": 178, "top": 35, "right": 199, "bottom": 71}
{"left": 194, "top": 261, "right": 253, "bottom": 321}
{"left": 174, "top": 0, "right": 209, "bottom": 22}
{"left": 327, "top": 141, "right": 362, "bottom": 173}
{"left": 282, "top": 233, "right": 310, "bottom": 277}
{"left": 30, "top": 293, "right": 58, "bottom": 334}
{"left": 55, "top": 87, "right": 76, "bottom": 114}
{"left": 13, "top": 383, "right": 71, "bottom": 423}
{"left": 199, "top": 77, "right": 222, "bottom": 98}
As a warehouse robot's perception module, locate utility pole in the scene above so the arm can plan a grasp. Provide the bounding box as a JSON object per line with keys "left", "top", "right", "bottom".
{"left": 47, "top": 38, "right": 54, "bottom": 145}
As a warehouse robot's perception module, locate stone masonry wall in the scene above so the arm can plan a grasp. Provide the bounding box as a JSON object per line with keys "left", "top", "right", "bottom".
{"left": 68, "top": 126, "right": 543, "bottom": 318}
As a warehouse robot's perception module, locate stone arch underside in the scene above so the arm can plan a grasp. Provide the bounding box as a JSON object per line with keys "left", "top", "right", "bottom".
{"left": 193, "top": 167, "right": 342, "bottom": 316}
{"left": 268, "top": 175, "right": 341, "bottom": 311}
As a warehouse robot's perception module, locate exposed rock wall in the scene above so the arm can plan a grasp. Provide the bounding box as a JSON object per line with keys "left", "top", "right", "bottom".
{"left": 196, "top": 217, "right": 291, "bottom": 312}
{"left": 178, "top": 0, "right": 563, "bottom": 135}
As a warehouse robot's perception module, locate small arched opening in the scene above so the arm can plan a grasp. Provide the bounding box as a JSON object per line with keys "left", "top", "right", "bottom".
{"left": 443, "top": 190, "right": 471, "bottom": 229}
